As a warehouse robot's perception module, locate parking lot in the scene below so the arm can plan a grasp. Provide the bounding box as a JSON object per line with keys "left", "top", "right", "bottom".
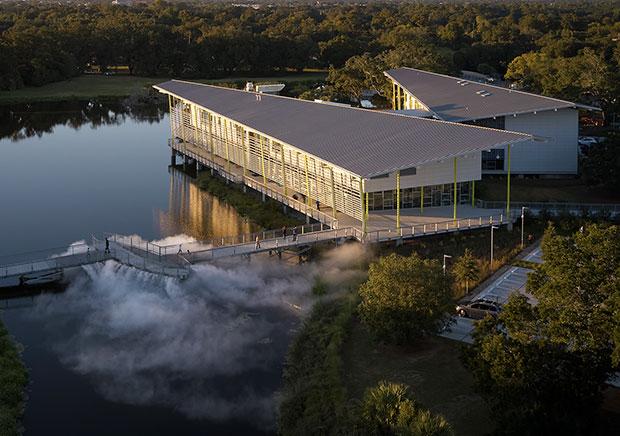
{"left": 440, "top": 245, "right": 542, "bottom": 343}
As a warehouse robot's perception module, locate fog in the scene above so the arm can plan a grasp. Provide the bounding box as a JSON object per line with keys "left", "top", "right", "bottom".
{"left": 31, "top": 239, "right": 368, "bottom": 429}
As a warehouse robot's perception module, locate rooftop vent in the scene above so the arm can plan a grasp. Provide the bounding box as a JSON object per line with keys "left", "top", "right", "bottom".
{"left": 476, "top": 90, "right": 492, "bottom": 97}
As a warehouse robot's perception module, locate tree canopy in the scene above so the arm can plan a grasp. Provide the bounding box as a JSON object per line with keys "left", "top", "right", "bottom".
{"left": 463, "top": 224, "right": 620, "bottom": 434}
{"left": 359, "top": 252, "right": 452, "bottom": 344}
{"left": 0, "top": 1, "right": 618, "bottom": 113}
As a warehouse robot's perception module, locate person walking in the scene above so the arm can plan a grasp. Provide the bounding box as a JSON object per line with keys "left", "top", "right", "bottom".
{"left": 282, "top": 226, "right": 287, "bottom": 241}
{"left": 255, "top": 235, "right": 261, "bottom": 250}
{"left": 104, "top": 237, "right": 110, "bottom": 254}
{"left": 292, "top": 226, "right": 297, "bottom": 242}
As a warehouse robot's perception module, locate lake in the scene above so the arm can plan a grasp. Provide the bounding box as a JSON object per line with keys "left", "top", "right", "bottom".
{"left": 0, "top": 99, "right": 312, "bottom": 435}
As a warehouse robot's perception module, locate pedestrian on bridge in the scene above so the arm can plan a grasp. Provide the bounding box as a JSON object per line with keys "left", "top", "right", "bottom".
{"left": 292, "top": 226, "right": 297, "bottom": 242}
{"left": 105, "top": 238, "right": 110, "bottom": 254}
{"left": 255, "top": 235, "right": 261, "bottom": 250}
{"left": 282, "top": 226, "right": 287, "bottom": 241}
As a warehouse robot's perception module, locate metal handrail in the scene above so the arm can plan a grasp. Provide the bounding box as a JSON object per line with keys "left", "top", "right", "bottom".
{"left": 170, "top": 138, "right": 339, "bottom": 229}
{"left": 243, "top": 177, "right": 338, "bottom": 229}
{"left": 477, "top": 199, "right": 620, "bottom": 212}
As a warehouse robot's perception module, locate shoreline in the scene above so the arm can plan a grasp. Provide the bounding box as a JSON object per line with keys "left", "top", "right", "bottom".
{"left": 0, "top": 73, "right": 327, "bottom": 105}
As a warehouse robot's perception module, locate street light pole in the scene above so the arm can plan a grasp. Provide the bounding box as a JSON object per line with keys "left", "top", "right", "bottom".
{"left": 490, "top": 225, "right": 499, "bottom": 267}
{"left": 443, "top": 254, "right": 452, "bottom": 275}
{"left": 520, "top": 206, "right": 528, "bottom": 248}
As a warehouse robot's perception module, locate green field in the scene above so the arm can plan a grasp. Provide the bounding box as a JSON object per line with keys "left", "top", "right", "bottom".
{"left": 342, "top": 320, "right": 494, "bottom": 436}
{"left": 0, "top": 72, "right": 327, "bottom": 104}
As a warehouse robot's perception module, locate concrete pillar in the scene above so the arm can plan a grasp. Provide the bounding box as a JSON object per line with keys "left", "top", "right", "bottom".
{"left": 170, "top": 150, "right": 176, "bottom": 166}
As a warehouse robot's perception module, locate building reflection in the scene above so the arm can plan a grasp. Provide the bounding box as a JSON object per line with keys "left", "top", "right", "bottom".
{"left": 156, "top": 167, "right": 257, "bottom": 240}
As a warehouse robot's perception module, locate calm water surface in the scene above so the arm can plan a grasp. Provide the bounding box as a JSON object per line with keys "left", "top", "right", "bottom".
{"left": 0, "top": 101, "right": 300, "bottom": 435}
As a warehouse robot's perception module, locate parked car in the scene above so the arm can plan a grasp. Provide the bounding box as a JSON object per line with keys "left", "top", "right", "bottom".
{"left": 456, "top": 299, "right": 502, "bottom": 319}
{"left": 578, "top": 136, "right": 598, "bottom": 146}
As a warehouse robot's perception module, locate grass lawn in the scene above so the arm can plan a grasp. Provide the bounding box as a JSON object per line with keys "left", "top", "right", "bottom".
{"left": 0, "top": 72, "right": 327, "bottom": 104}
{"left": 342, "top": 320, "right": 494, "bottom": 436}
{"left": 477, "top": 176, "right": 620, "bottom": 203}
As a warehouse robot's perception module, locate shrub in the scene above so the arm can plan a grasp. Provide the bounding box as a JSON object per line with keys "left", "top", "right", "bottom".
{"left": 359, "top": 381, "right": 453, "bottom": 436}
{"left": 0, "top": 321, "right": 28, "bottom": 436}
{"left": 358, "top": 253, "right": 452, "bottom": 344}
{"left": 278, "top": 295, "right": 356, "bottom": 435}
{"left": 311, "top": 275, "right": 328, "bottom": 296}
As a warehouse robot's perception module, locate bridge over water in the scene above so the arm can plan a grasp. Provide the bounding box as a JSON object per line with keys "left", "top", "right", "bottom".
{"left": 1, "top": 213, "right": 510, "bottom": 288}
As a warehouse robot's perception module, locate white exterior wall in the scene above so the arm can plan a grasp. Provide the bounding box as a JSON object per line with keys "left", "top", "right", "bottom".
{"left": 365, "top": 152, "right": 481, "bottom": 192}
{"left": 495, "top": 108, "right": 578, "bottom": 175}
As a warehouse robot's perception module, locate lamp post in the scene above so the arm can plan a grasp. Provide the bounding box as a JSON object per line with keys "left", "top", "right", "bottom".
{"left": 490, "top": 225, "right": 499, "bottom": 267}
{"left": 520, "top": 206, "right": 528, "bottom": 248}
{"left": 443, "top": 254, "right": 452, "bottom": 275}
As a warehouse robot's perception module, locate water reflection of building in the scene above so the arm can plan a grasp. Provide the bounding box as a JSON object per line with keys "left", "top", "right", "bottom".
{"left": 156, "top": 167, "right": 256, "bottom": 240}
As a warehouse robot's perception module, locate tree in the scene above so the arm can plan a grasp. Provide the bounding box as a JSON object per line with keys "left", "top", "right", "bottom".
{"left": 452, "top": 249, "right": 480, "bottom": 294}
{"left": 580, "top": 134, "right": 620, "bottom": 191}
{"left": 359, "top": 381, "right": 453, "bottom": 436}
{"left": 326, "top": 53, "right": 386, "bottom": 104}
{"left": 358, "top": 253, "right": 453, "bottom": 344}
{"left": 464, "top": 224, "right": 620, "bottom": 434}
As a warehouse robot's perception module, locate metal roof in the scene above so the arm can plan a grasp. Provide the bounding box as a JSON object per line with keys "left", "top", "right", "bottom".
{"left": 385, "top": 68, "right": 599, "bottom": 122}
{"left": 154, "top": 80, "right": 531, "bottom": 178}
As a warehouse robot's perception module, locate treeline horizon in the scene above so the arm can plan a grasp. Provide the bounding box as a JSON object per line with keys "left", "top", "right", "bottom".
{"left": 0, "top": 0, "right": 618, "bottom": 110}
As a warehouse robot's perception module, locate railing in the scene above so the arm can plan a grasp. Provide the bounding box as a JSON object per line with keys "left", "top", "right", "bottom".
{"left": 180, "top": 227, "right": 358, "bottom": 261}
{"left": 243, "top": 177, "right": 339, "bottom": 228}
{"left": 169, "top": 138, "right": 339, "bottom": 229}
{"left": 150, "top": 222, "right": 332, "bottom": 256}
{"left": 170, "top": 139, "right": 242, "bottom": 183}
{"left": 0, "top": 242, "right": 91, "bottom": 266}
{"left": 1, "top": 248, "right": 112, "bottom": 279}
{"left": 477, "top": 200, "right": 620, "bottom": 216}
{"left": 361, "top": 213, "right": 509, "bottom": 243}
{"left": 94, "top": 236, "right": 189, "bottom": 279}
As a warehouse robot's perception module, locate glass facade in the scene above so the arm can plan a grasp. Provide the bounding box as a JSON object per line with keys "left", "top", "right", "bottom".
{"left": 482, "top": 149, "right": 505, "bottom": 171}
{"left": 367, "top": 182, "right": 471, "bottom": 211}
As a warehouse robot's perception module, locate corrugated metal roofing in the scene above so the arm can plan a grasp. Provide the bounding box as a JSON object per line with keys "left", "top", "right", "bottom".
{"left": 154, "top": 80, "right": 531, "bottom": 178}
{"left": 385, "top": 67, "right": 597, "bottom": 122}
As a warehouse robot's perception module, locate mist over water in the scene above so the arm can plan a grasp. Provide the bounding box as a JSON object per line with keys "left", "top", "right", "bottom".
{"left": 28, "top": 241, "right": 368, "bottom": 429}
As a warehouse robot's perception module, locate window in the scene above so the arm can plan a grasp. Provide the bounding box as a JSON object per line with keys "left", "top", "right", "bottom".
{"left": 482, "top": 149, "right": 505, "bottom": 171}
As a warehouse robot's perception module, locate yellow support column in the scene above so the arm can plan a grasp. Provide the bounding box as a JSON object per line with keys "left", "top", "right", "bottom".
{"left": 304, "top": 155, "right": 311, "bottom": 206}
{"left": 397, "top": 85, "right": 402, "bottom": 110}
{"left": 359, "top": 179, "right": 366, "bottom": 234}
{"left": 392, "top": 82, "right": 396, "bottom": 110}
{"left": 330, "top": 168, "right": 337, "bottom": 218}
{"left": 365, "top": 192, "right": 369, "bottom": 232}
{"left": 241, "top": 127, "right": 248, "bottom": 177}
{"left": 223, "top": 119, "right": 231, "bottom": 173}
{"left": 453, "top": 157, "right": 458, "bottom": 222}
{"left": 396, "top": 171, "right": 401, "bottom": 229}
{"left": 280, "top": 143, "right": 287, "bottom": 196}
{"left": 259, "top": 136, "right": 267, "bottom": 186}
{"left": 506, "top": 144, "right": 511, "bottom": 217}
{"left": 168, "top": 95, "right": 174, "bottom": 137}
{"left": 471, "top": 180, "right": 475, "bottom": 207}
{"left": 420, "top": 185, "right": 424, "bottom": 214}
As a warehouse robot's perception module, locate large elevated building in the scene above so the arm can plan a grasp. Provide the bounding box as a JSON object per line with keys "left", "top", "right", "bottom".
{"left": 385, "top": 67, "right": 598, "bottom": 175}
{"left": 154, "top": 80, "right": 530, "bottom": 228}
